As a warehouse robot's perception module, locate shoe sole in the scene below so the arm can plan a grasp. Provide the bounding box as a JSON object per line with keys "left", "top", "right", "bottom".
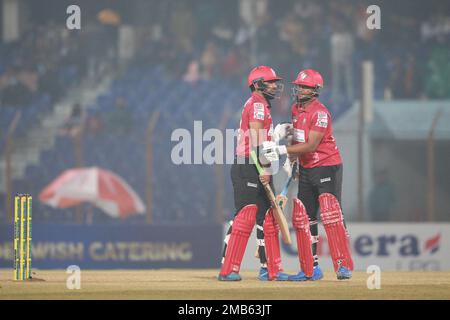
{"left": 259, "top": 277, "right": 290, "bottom": 281}
{"left": 288, "top": 278, "right": 308, "bottom": 281}
{"left": 288, "top": 274, "right": 323, "bottom": 281}
{"left": 218, "top": 276, "right": 241, "bottom": 281}
{"left": 218, "top": 278, "right": 241, "bottom": 281}
{"left": 276, "top": 278, "right": 289, "bottom": 281}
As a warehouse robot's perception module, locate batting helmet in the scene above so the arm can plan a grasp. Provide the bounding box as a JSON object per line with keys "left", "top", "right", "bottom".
{"left": 292, "top": 69, "right": 324, "bottom": 89}
{"left": 292, "top": 69, "right": 324, "bottom": 104}
{"left": 247, "top": 66, "right": 282, "bottom": 87}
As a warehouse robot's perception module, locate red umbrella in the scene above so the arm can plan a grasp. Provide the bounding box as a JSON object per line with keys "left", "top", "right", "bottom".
{"left": 39, "top": 167, "right": 145, "bottom": 218}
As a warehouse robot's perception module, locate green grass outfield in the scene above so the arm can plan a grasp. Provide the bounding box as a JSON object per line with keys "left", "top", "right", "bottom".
{"left": 1, "top": 269, "right": 450, "bottom": 300}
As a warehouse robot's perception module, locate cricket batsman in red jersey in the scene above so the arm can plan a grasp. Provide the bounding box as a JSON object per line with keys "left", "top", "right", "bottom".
{"left": 218, "top": 66, "right": 289, "bottom": 281}
{"left": 261, "top": 69, "right": 354, "bottom": 281}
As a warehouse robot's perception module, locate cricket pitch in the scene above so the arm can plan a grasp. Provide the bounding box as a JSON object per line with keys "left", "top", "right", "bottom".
{"left": 1, "top": 269, "right": 449, "bottom": 300}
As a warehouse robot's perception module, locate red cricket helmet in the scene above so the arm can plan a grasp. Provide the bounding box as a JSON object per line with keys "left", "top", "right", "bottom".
{"left": 247, "top": 66, "right": 282, "bottom": 87}
{"left": 292, "top": 69, "right": 324, "bottom": 89}
{"left": 292, "top": 69, "right": 324, "bottom": 104}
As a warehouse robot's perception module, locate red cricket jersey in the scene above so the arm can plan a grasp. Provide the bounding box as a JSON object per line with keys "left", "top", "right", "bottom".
{"left": 291, "top": 99, "right": 342, "bottom": 168}
{"left": 236, "top": 92, "right": 273, "bottom": 157}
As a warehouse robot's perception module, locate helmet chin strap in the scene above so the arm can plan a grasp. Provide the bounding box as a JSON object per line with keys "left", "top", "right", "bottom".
{"left": 263, "top": 91, "right": 276, "bottom": 100}
{"left": 296, "top": 95, "right": 316, "bottom": 104}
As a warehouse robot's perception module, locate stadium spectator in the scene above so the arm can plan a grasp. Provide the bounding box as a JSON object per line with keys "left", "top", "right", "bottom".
{"left": 183, "top": 60, "right": 201, "bottom": 84}
{"left": 86, "top": 112, "right": 104, "bottom": 136}
{"left": 0, "top": 68, "right": 32, "bottom": 106}
{"left": 200, "top": 42, "right": 219, "bottom": 80}
{"left": 330, "top": 19, "right": 354, "bottom": 102}
{"left": 234, "top": 17, "right": 254, "bottom": 47}
{"left": 222, "top": 49, "right": 242, "bottom": 81}
{"left": 280, "top": 13, "right": 305, "bottom": 57}
{"left": 106, "top": 97, "right": 133, "bottom": 135}
{"left": 210, "top": 17, "right": 235, "bottom": 49}
{"left": 60, "top": 103, "right": 85, "bottom": 138}
{"left": 425, "top": 39, "right": 450, "bottom": 99}
{"left": 403, "top": 53, "right": 421, "bottom": 99}
{"left": 421, "top": 14, "right": 450, "bottom": 43}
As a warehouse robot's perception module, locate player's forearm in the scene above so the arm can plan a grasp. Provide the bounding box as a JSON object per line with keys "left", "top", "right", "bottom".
{"left": 287, "top": 142, "right": 318, "bottom": 155}
{"left": 250, "top": 133, "right": 264, "bottom": 148}
{"left": 249, "top": 125, "right": 266, "bottom": 148}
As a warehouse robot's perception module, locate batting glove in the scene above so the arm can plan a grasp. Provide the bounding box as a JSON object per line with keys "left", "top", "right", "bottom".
{"left": 260, "top": 141, "right": 287, "bottom": 164}
{"left": 273, "top": 122, "right": 293, "bottom": 143}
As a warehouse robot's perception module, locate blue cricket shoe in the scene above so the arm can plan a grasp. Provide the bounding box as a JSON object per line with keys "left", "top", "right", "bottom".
{"left": 336, "top": 266, "right": 352, "bottom": 280}
{"left": 218, "top": 272, "right": 242, "bottom": 281}
{"left": 258, "top": 267, "right": 290, "bottom": 281}
{"left": 288, "top": 265, "right": 324, "bottom": 281}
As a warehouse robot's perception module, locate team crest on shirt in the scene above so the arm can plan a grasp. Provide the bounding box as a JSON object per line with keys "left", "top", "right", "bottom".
{"left": 253, "top": 103, "right": 265, "bottom": 120}
{"left": 316, "top": 111, "right": 328, "bottom": 128}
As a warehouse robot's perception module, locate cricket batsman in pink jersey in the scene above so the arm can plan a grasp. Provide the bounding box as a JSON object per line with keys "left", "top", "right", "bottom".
{"left": 261, "top": 69, "right": 354, "bottom": 281}
{"left": 218, "top": 66, "right": 289, "bottom": 281}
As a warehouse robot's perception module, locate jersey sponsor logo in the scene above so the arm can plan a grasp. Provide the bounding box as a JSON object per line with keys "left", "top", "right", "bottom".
{"left": 254, "top": 102, "right": 264, "bottom": 110}
{"left": 254, "top": 112, "right": 265, "bottom": 120}
{"left": 253, "top": 103, "right": 265, "bottom": 120}
{"left": 312, "top": 152, "right": 320, "bottom": 163}
{"left": 317, "top": 111, "right": 327, "bottom": 119}
{"left": 247, "top": 182, "right": 258, "bottom": 188}
{"left": 316, "top": 111, "right": 328, "bottom": 128}
{"left": 293, "top": 128, "right": 305, "bottom": 142}
{"left": 320, "top": 177, "right": 331, "bottom": 183}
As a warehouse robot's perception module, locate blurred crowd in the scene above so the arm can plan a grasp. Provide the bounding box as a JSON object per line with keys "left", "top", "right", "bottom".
{"left": 0, "top": 23, "right": 79, "bottom": 106}
{"left": 133, "top": 0, "right": 450, "bottom": 101}
{"left": 0, "top": 21, "right": 116, "bottom": 108}
{"left": 1, "top": 0, "right": 449, "bottom": 109}
{"left": 60, "top": 97, "right": 133, "bottom": 139}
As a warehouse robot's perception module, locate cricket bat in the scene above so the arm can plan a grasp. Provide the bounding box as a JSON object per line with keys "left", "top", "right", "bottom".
{"left": 278, "top": 160, "right": 297, "bottom": 208}
{"left": 250, "top": 150, "right": 292, "bottom": 245}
